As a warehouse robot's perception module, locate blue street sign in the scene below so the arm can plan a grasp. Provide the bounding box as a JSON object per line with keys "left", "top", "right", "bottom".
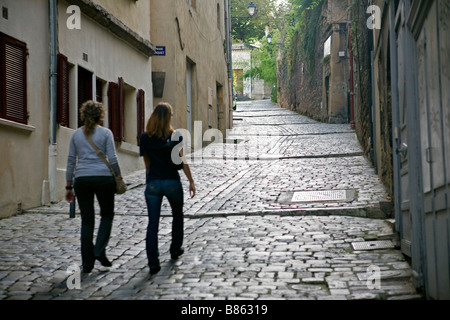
{"left": 155, "top": 46, "right": 166, "bottom": 56}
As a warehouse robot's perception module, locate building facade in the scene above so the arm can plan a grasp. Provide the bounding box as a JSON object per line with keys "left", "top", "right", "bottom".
{"left": 150, "top": 0, "right": 233, "bottom": 150}
{"left": 0, "top": 0, "right": 234, "bottom": 218}
{"left": 372, "top": 0, "right": 450, "bottom": 300}
{"left": 322, "top": 0, "right": 351, "bottom": 124}
{"left": 276, "top": 0, "right": 449, "bottom": 299}
{"left": 1, "top": 0, "right": 52, "bottom": 218}
{"left": 0, "top": 0, "right": 155, "bottom": 218}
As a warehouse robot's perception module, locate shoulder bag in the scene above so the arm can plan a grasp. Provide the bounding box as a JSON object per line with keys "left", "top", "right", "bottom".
{"left": 83, "top": 129, "right": 127, "bottom": 194}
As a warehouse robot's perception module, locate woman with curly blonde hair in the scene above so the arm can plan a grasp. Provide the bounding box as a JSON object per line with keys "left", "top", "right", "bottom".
{"left": 66, "top": 100, "right": 122, "bottom": 273}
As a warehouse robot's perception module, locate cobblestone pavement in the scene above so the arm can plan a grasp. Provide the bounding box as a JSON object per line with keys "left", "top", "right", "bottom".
{"left": 0, "top": 100, "right": 424, "bottom": 301}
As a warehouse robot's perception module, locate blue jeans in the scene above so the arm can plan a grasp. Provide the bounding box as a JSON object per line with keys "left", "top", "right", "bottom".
{"left": 144, "top": 179, "right": 184, "bottom": 268}
{"left": 74, "top": 176, "right": 116, "bottom": 269}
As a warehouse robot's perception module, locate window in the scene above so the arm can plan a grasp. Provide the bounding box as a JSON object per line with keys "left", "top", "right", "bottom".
{"left": 77, "top": 66, "right": 93, "bottom": 127}
{"left": 136, "top": 89, "right": 145, "bottom": 145}
{"left": 217, "top": 4, "right": 221, "bottom": 31}
{"left": 57, "top": 53, "right": 70, "bottom": 127}
{"left": 96, "top": 78, "right": 104, "bottom": 103}
{"left": 108, "top": 77, "right": 145, "bottom": 145}
{"left": 0, "top": 33, "right": 27, "bottom": 124}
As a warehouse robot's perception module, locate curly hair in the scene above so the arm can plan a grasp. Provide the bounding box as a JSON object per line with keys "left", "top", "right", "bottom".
{"left": 80, "top": 100, "right": 106, "bottom": 135}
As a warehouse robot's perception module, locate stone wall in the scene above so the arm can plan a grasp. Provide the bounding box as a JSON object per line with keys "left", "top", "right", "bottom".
{"left": 277, "top": 3, "right": 328, "bottom": 122}
{"left": 351, "top": 0, "right": 374, "bottom": 160}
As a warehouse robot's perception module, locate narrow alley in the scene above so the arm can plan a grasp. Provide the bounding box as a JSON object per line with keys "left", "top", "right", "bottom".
{"left": 0, "top": 100, "right": 423, "bottom": 301}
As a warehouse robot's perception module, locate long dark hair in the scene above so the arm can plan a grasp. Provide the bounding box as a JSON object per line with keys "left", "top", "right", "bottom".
{"left": 146, "top": 102, "right": 174, "bottom": 139}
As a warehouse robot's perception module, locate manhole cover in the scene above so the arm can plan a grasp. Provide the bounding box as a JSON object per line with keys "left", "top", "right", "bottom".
{"left": 351, "top": 240, "right": 395, "bottom": 251}
{"left": 291, "top": 190, "right": 348, "bottom": 202}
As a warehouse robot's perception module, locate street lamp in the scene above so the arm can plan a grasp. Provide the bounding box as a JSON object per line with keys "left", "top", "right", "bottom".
{"left": 248, "top": 1, "right": 256, "bottom": 16}
{"left": 233, "top": 2, "right": 257, "bottom": 20}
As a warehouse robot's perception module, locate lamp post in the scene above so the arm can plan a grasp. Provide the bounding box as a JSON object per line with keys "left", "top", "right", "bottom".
{"left": 248, "top": 1, "right": 256, "bottom": 16}
{"left": 232, "top": 1, "right": 257, "bottom": 20}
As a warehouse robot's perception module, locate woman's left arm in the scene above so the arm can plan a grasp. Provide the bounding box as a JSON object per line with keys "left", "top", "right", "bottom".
{"left": 143, "top": 153, "right": 151, "bottom": 174}
{"left": 180, "top": 148, "right": 196, "bottom": 198}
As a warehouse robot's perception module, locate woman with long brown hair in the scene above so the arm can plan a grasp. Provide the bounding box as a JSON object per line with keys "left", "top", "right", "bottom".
{"left": 140, "top": 102, "right": 195, "bottom": 275}
{"left": 66, "top": 101, "right": 122, "bottom": 273}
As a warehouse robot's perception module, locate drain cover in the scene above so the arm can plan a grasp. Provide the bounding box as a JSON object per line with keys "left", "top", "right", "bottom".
{"left": 351, "top": 240, "right": 395, "bottom": 251}
{"left": 291, "top": 190, "right": 348, "bottom": 202}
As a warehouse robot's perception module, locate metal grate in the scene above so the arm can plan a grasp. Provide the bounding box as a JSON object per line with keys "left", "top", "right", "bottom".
{"left": 291, "top": 190, "right": 347, "bottom": 202}
{"left": 351, "top": 240, "right": 395, "bottom": 251}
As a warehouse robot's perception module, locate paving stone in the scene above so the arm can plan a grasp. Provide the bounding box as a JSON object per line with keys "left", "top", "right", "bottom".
{"left": 0, "top": 100, "right": 423, "bottom": 300}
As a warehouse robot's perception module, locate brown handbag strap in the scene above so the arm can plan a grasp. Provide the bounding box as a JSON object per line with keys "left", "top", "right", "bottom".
{"left": 82, "top": 128, "right": 116, "bottom": 176}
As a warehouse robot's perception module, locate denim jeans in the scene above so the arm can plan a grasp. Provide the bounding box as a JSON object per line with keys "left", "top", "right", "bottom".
{"left": 144, "top": 179, "right": 184, "bottom": 268}
{"left": 74, "top": 176, "right": 115, "bottom": 269}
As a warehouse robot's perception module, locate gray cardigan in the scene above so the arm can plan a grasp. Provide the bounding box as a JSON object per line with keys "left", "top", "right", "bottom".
{"left": 66, "top": 126, "right": 121, "bottom": 181}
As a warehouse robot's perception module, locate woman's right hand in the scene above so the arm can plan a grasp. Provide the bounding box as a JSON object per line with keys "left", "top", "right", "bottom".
{"left": 189, "top": 181, "right": 196, "bottom": 198}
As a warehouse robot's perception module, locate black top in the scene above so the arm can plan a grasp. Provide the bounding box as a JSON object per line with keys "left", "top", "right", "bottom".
{"left": 139, "top": 131, "right": 183, "bottom": 181}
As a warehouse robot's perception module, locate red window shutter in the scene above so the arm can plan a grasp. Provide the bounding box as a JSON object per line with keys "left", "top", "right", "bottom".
{"left": 57, "top": 53, "right": 70, "bottom": 127}
{"left": 118, "top": 77, "right": 125, "bottom": 141}
{"left": 108, "top": 81, "right": 121, "bottom": 141}
{"left": 0, "top": 33, "right": 27, "bottom": 124}
{"left": 137, "top": 89, "right": 145, "bottom": 145}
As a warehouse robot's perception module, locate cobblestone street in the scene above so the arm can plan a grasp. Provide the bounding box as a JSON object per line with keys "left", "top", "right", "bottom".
{"left": 0, "top": 100, "right": 423, "bottom": 301}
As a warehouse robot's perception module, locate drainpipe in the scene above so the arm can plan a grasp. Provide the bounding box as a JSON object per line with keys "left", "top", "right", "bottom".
{"left": 225, "top": 0, "right": 233, "bottom": 130}
{"left": 49, "top": 0, "right": 58, "bottom": 203}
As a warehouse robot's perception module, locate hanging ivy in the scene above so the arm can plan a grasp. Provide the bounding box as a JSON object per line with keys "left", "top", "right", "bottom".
{"left": 284, "top": 0, "right": 324, "bottom": 76}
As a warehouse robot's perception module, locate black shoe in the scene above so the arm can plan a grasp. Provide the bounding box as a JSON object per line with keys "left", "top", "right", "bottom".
{"left": 82, "top": 265, "right": 93, "bottom": 273}
{"left": 170, "top": 247, "right": 184, "bottom": 260}
{"left": 95, "top": 256, "right": 112, "bottom": 267}
{"left": 149, "top": 265, "right": 161, "bottom": 275}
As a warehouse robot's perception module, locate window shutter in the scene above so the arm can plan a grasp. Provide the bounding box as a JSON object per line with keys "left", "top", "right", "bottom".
{"left": 57, "top": 53, "right": 70, "bottom": 126}
{"left": 108, "top": 81, "right": 121, "bottom": 141}
{"left": 137, "top": 89, "right": 145, "bottom": 145}
{"left": 0, "top": 33, "right": 27, "bottom": 124}
{"left": 107, "top": 78, "right": 125, "bottom": 142}
{"left": 118, "top": 77, "right": 125, "bottom": 141}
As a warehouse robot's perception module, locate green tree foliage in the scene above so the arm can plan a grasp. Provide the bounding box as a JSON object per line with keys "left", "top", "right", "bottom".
{"left": 231, "top": 0, "right": 277, "bottom": 43}
{"left": 232, "top": 0, "right": 291, "bottom": 101}
{"left": 243, "top": 32, "right": 279, "bottom": 86}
